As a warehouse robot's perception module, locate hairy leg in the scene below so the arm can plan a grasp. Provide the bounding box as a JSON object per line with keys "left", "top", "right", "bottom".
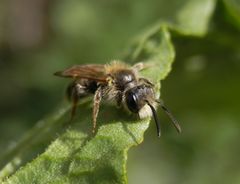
{"left": 66, "top": 81, "right": 90, "bottom": 121}
{"left": 92, "top": 87, "right": 103, "bottom": 133}
{"left": 138, "top": 77, "right": 154, "bottom": 86}
{"left": 132, "top": 62, "right": 154, "bottom": 72}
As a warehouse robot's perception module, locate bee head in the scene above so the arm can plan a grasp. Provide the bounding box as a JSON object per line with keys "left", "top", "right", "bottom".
{"left": 125, "top": 84, "right": 181, "bottom": 137}
{"left": 125, "top": 84, "right": 155, "bottom": 113}
{"left": 125, "top": 84, "right": 161, "bottom": 136}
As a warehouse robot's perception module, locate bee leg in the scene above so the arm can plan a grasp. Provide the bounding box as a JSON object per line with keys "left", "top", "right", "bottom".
{"left": 92, "top": 87, "right": 103, "bottom": 134}
{"left": 138, "top": 78, "right": 154, "bottom": 86}
{"left": 116, "top": 92, "right": 123, "bottom": 107}
{"left": 70, "top": 94, "right": 79, "bottom": 122}
{"left": 66, "top": 81, "right": 88, "bottom": 122}
{"left": 132, "top": 62, "right": 154, "bottom": 72}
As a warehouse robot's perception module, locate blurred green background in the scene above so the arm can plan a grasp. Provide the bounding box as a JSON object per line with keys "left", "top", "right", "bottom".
{"left": 0, "top": 0, "right": 240, "bottom": 183}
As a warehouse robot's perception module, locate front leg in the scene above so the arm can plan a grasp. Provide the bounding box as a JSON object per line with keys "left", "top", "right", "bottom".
{"left": 138, "top": 78, "right": 154, "bottom": 86}
{"left": 132, "top": 62, "right": 154, "bottom": 72}
{"left": 92, "top": 87, "right": 103, "bottom": 134}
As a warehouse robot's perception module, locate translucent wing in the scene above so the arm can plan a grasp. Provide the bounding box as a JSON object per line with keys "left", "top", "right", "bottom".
{"left": 54, "top": 64, "right": 107, "bottom": 82}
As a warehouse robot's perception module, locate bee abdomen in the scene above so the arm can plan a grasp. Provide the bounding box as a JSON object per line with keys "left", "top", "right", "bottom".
{"left": 66, "top": 79, "right": 98, "bottom": 101}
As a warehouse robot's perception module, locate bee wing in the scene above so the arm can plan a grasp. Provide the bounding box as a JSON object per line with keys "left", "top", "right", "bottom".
{"left": 54, "top": 64, "right": 107, "bottom": 82}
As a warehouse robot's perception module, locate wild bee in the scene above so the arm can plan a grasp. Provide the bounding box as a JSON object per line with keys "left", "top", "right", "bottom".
{"left": 54, "top": 61, "right": 181, "bottom": 137}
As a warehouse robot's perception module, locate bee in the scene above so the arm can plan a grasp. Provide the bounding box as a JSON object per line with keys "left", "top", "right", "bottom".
{"left": 54, "top": 61, "right": 181, "bottom": 137}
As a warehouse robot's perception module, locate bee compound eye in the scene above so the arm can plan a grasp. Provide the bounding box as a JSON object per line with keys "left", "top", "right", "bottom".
{"left": 126, "top": 92, "right": 139, "bottom": 113}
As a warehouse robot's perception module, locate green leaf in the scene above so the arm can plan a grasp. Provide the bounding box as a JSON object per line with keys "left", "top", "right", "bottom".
{"left": 1, "top": 0, "right": 224, "bottom": 183}
{"left": 2, "top": 26, "right": 174, "bottom": 184}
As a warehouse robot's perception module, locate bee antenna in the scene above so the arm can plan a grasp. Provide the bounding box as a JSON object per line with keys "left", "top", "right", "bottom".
{"left": 156, "top": 99, "right": 182, "bottom": 133}
{"left": 146, "top": 101, "right": 161, "bottom": 137}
